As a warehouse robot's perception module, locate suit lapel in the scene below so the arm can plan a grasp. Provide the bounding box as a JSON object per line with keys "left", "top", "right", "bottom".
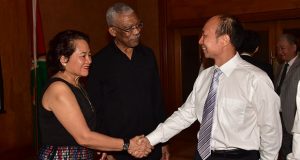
{"left": 286, "top": 55, "right": 300, "bottom": 79}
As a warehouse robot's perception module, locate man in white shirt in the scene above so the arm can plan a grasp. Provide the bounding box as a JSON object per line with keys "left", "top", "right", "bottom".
{"left": 142, "top": 15, "right": 282, "bottom": 160}
{"left": 287, "top": 81, "right": 300, "bottom": 160}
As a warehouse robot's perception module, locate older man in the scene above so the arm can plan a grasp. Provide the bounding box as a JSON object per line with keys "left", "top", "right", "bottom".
{"left": 276, "top": 33, "right": 300, "bottom": 159}
{"left": 87, "top": 2, "right": 169, "bottom": 160}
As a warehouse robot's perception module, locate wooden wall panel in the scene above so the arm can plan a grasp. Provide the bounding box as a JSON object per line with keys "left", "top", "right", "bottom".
{"left": 0, "top": 0, "right": 33, "bottom": 157}
{"left": 137, "top": 0, "right": 161, "bottom": 70}
{"left": 168, "top": 0, "right": 300, "bottom": 23}
{"left": 39, "top": 0, "right": 136, "bottom": 54}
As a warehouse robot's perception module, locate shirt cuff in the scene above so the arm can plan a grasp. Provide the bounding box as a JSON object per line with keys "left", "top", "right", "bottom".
{"left": 146, "top": 124, "right": 163, "bottom": 146}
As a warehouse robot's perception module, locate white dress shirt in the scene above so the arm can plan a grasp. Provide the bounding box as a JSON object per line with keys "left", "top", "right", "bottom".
{"left": 147, "top": 54, "right": 282, "bottom": 160}
{"left": 287, "top": 55, "right": 298, "bottom": 72}
{"left": 287, "top": 81, "right": 300, "bottom": 160}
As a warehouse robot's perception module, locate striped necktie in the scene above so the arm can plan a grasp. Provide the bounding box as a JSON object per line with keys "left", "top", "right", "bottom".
{"left": 197, "top": 68, "right": 222, "bottom": 160}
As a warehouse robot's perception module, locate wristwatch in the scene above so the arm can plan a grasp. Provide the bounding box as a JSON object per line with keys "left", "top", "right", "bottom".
{"left": 123, "top": 138, "right": 130, "bottom": 151}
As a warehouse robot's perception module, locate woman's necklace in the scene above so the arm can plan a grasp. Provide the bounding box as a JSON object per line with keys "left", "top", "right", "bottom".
{"left": 78, "top": 84, "right": 95, "bottom": 112}
{"left": 58, "top": 72, "right": 95, "bottom": 112}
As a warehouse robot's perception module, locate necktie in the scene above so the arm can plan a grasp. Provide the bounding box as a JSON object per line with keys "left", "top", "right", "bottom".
{"left": 276, "top": 63, "right": 289, "bottom": 94}
{"left": 197, "top": 68, "right": 222, "bottom": 160}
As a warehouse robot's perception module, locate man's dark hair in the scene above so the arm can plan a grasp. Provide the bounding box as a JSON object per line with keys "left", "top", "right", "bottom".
{"left": 238, "top": 30, "right": 261, "bottom": 53}
{"left": 216, "top": 15, "right": 245, "bottom": 50}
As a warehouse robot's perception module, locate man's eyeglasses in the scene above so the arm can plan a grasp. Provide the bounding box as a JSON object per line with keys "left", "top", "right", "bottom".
{"left": 112, "top": 22, "right": 144, "bottom": 33}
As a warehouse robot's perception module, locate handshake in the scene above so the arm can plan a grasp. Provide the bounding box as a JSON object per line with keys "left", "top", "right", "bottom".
{"left": 97, "top": 135, "right": 170, "bottom": 160}
{"left": 127, "top": 135, "right": 153, "bottom": 158}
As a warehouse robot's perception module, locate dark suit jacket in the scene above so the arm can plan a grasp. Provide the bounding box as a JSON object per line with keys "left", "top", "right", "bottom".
{"left": 275, "top": 55, "right": 300, "bottom": 134}
{"left": 240, "top": 54, "right": 274, "bottom": 81}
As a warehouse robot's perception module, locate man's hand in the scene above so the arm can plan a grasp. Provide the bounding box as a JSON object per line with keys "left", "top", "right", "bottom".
{"left": 96, "top": 151, "right": 107, "bottom": 160}
{"left": 161, "top": 145, "right": 171, "bottom": 160}
{"left": 128, "top": 135, "right": 153, "bottom": 158}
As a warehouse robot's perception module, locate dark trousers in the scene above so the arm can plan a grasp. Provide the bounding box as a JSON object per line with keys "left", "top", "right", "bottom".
{"left": 194, "top": 149, "right": 260, "bottom": 160}
{"left": 279, "top": 113, "right": 293, "bottom": 160}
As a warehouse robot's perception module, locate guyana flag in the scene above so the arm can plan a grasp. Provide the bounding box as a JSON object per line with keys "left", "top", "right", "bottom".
{"left": 31, "top": 0, "right": 47, "bottom": 151}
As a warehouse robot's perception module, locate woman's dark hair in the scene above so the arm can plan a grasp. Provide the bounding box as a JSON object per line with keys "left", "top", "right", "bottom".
{"left": 46, "top": 30, "right": 90, "bottom": 76}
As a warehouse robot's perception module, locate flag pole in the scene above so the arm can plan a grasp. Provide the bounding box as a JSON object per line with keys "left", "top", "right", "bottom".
{"left": 33, "top": 0, "right": 37, "bottom": 72}
{"left": 32, "top": 0, "right": 38, "bottom": 155}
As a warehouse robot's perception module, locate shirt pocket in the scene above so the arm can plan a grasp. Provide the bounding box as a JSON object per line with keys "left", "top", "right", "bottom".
{"left": 217, "top": 98, "right": 246, "bottom": 127}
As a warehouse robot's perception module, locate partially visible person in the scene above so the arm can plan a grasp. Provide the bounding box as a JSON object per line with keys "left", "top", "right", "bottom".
{"left": 275, "top": 33, "right": 300, "bottom": 159}
{"left": 87, "top": 3, "right": 169, "bottom": 160}
{"left": 287, "top": 81, "right": 300, "bottom": 160}
{"left": 143, "top": 15, "right": 282, "bottom": 160}
{"left": 38, "top": 30, "right": 151, "bottom": 160}
{"left": 238, "top": 29, "right": 274, "bottom": 81}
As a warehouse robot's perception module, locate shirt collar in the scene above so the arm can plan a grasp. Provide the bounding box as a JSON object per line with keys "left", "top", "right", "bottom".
{"left": 215, "top": 53, "right": 240, "bottom": 77}
{"left": 240, "top": 52, "right": 251, "bottom": 56}
{"left": 287, "top": 55, "right": 298, "bottom": 66}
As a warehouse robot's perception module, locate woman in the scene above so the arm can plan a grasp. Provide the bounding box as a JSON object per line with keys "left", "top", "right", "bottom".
{"left": 38, "top": 30, "right": 150, "bottom": 159}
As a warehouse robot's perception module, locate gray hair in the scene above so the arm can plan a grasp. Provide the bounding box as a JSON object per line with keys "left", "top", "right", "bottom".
{"left": 280, "top": 33, "right": 298, "bottom": 45}
{"left": 280, "top": 33, "right": 299, "bottom": 52}
{"left": 106, "top": 2, "right": 134, "bottom": 26}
